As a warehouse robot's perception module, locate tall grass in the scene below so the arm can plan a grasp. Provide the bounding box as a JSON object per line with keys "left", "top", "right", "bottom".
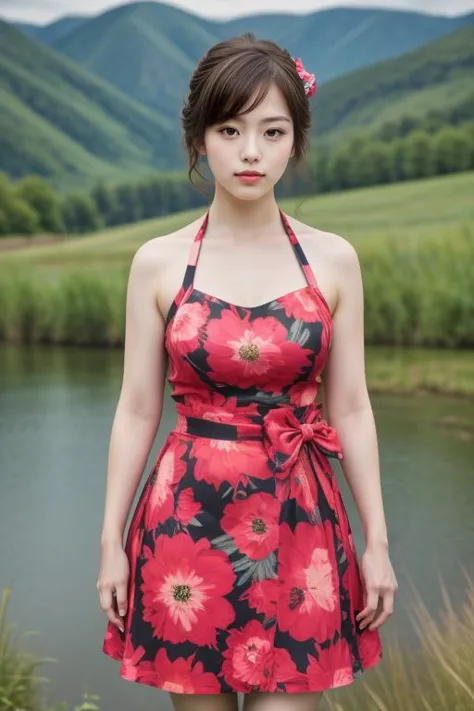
{"left": 325, "top": 569, "right": 474, "bottom": 711}
{"left": 0, "top": 266, "right": 127, "bottom": 346}
{"left": 0, "top": 224, "right": 473, "bottom": 348}
{"left": 1, "top": 573, "right": 474, "bottom": 710}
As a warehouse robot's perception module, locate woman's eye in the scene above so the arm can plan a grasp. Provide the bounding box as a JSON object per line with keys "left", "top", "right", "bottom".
{"left": 220, "top": 127, "right": 238, "bottom": 137}
{"left": 266, "top": 129, "right": 284, "bottom": 138}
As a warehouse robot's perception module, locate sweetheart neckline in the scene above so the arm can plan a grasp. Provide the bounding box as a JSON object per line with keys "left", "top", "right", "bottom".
{"left": 165, "top": 284, "right": 333, "bottom": 335}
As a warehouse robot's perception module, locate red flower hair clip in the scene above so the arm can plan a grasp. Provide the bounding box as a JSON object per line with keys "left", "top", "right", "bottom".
{"left": 293, "top": 57, "right": 317, "bottom": 99}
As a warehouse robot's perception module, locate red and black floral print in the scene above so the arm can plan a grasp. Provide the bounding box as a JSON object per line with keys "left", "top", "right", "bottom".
{"left": 102, "top": 209, "right": 383, "bottom": 695}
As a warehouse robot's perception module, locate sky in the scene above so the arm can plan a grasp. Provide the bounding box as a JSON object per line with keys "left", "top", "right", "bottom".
{"left": 1, "top": 0, "right": 473, "bottom": 25}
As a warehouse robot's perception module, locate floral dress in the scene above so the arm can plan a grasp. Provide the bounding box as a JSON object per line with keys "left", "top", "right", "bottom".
{"left": 102, "top": 209, "right": 383, "bottom": 695}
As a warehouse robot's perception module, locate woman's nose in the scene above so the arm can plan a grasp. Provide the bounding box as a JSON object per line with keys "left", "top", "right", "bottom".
{"left": 240, "top": 137, "right": 261, "bottom": 163}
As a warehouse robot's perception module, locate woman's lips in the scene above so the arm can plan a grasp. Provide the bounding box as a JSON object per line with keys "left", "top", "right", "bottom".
{"left": 236, "top": 173, "right": 264, "bottom": 184}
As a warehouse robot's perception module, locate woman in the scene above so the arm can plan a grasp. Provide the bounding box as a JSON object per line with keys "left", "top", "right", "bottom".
{"left": 98, "top": 32, "right": 398, "bottom": 711}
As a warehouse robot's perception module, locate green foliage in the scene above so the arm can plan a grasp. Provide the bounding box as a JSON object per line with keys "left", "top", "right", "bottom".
{"left": 61, "top": 194, "right": 101, "bottom": 234}
{"left": 16, "top": 176, "right": 64, "bottom": 233}
{"left": 0, "top": 173, "right": 39, "bottom": 235}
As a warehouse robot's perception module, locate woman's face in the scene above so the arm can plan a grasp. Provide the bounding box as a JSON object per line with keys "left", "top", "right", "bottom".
{"left": 202, "top": 83, "right": 295, "bottom": 202}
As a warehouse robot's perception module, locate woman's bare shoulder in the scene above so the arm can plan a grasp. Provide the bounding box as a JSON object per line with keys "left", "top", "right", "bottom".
{"left": 287, "top": 213, "right": 357, "bottom": 262}
{"left": 131, "top": 216, "right": 203, "bottom": 270}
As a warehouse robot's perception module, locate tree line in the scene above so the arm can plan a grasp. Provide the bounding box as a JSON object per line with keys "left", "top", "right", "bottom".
{"left": 1, "top": 120, "right": 473, "bottom": 236}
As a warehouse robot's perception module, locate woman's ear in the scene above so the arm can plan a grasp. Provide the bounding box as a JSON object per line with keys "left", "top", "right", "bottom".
{"left": 196, "top": 140, "right": 206, "bottom": 156}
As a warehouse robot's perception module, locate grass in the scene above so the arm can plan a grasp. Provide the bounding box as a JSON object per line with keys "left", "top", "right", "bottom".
{"left": 0, "top": 173, "right": 473, "bottom": 378}
{"left": 325, "top": 569, "right": 474, "bottom": 711}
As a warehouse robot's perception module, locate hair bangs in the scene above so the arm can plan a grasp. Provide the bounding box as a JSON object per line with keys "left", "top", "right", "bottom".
{"left": 206, "top": 60, "right": 275, "bottom": 125}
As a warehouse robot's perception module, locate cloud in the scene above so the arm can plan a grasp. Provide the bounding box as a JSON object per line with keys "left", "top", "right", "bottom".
{"left": 1, "top": 0, "right": 473, "bottom": 26}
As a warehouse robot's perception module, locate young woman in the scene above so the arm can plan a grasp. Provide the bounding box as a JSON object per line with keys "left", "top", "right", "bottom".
{"left": 98, "top": 33, "right": 398, "bottom": 711}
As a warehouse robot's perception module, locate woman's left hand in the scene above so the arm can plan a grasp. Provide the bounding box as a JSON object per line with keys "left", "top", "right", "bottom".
{"left": 356, "top": 542, "right": 398, "bottom": 631}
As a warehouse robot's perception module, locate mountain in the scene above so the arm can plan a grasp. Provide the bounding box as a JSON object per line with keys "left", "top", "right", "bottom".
{"left": 221, "top": 8, "right": 474, "bottom": 83}
{"left": 0, "top": 20, "right": 181, "bottom": 190}
{"left": 313, "top": 23, "right": 474, "bottom": 143}
{"left": 50, "top": 3, "right": 219, "bottom": 118}
{"left": 23, "top": 2, "right": 474, "bottom": 117}
{"left": 13, "top": 16, "right": 87, "bottom": 44}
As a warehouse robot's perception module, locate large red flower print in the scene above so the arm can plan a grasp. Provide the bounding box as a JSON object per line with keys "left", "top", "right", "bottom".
{"left": 167, "top": 300, "right": 210, "bottom": 353}
{"left": 282, "top": 288, "right": 321, "bottom": 323}
{"left": 221, "top": 493, "right": 280, "bottom": 560}
{"left": 239, "top": 578, "right": 278, "bottom": 619}
{"left": 288, "top": 380, "right": 320, "bottom": 407}
{"left": 305, "top": 642, "right": 354, "bottom": 690}
{"left": 137, "top": 648, "right": 221, "bottom": 693}
{"left": 205, "top": 310, "right": 313, "bottom": 389}
{"left": 144, "top": 442, "right": 187, "bottom": 530}
{"left": 192, "top": 437, "right": 269, "bottom": 491}
{"left": 175, "top": 487, "right": 202, "bottom": 526}
{"left": 278, "top": 521, "right": 340, "bottom": 642}
{"left": 141, "top": 533, "right": 236, "bottom": 646}
{"left": 221, "top": 620, "right": 301, "bottom": 692}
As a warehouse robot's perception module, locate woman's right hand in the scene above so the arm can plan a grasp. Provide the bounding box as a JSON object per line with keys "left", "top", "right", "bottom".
{"left": 97, "top": 541, "right": 130, "bottom": 632}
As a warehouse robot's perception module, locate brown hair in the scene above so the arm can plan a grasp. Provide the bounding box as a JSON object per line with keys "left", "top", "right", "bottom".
{"left": 181, "top": 32, "right": 312, "bottom": 187}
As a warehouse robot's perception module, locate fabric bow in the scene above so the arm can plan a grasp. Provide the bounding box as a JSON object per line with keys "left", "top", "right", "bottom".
{"left": 262, "top": 403, "right": 343, "bottom": 524}
{"left": 263, "top": 403, "right": 343, "bottom": 474}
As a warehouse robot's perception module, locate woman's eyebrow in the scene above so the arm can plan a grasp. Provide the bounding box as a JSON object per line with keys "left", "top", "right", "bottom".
{"left": 232, "top": 115, "right": 291, "bottom": 124}
{"left": 260, "top": 116, "right": 291, "bottom": 124}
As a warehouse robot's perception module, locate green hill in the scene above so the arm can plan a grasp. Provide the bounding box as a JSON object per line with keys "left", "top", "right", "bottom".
{"left": 52, "top": 2, "right": 219, "bottom": 118}
{"left": 314, "top": 24, "right": 474, "bottom": 144}
{"left": 0, "top": 20, "right": 181, "bottom": 190}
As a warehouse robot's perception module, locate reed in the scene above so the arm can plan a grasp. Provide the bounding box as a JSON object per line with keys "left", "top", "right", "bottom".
{"left": 0, "top": 224, "right": 472, "bottom": 349}
{"left": 324, "top": 568, "right": 474, "bottom": 711}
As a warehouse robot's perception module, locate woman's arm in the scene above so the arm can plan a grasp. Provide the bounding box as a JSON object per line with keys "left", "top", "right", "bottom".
{"left": 322, "top": 238, "right": 397, "bottom": 631}
{"left": 322, "top": 240, "right": 388, "bottom": 547}
{"left": 100, "top": 241, "right": 169, "bottom": 546}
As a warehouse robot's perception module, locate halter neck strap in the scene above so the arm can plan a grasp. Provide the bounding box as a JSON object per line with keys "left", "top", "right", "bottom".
{"left": 183, "top": 209, "right": 318, "bottom": 292}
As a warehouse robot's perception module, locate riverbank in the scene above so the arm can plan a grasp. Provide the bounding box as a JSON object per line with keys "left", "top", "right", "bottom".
{"left": 365, "top": 347, "right": 474, "bottom": 398}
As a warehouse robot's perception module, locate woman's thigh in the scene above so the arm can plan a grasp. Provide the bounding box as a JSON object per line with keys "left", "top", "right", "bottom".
{"left": 170, "top": 691, "right": 239, "bottom": 711}
{"left": 243, "top": 690, "right": 324, "bottom": 711}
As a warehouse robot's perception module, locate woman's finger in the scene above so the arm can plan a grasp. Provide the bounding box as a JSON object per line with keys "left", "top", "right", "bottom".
{"left": 356, "top": 587, "right": 379, "bottom": 626}
{"left": 114, "top": 582, "right": 128, "bottom": 618}
{"left": 369, "top": 590, "right": 394, "bottom": 630}
{"left": 99, "top": 585, "right": 124, "bottom": 631}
